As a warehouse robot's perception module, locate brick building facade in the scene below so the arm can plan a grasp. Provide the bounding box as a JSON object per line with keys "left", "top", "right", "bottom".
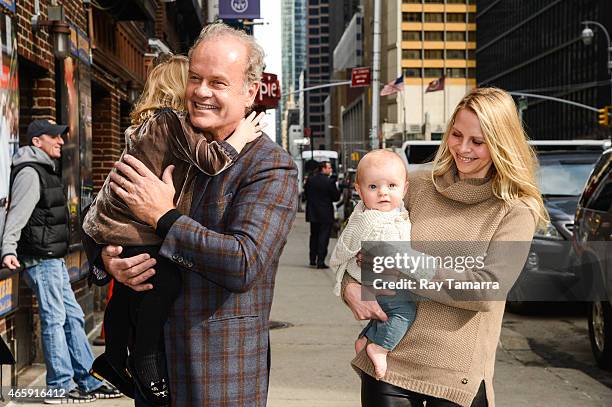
{"left": 0, "top": 0, "right": 204, "bottom": 385}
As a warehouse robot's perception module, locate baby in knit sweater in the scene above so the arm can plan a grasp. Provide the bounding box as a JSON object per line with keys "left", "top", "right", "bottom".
{"left": 330, "top": 149, "right": 415, "bottom": 380}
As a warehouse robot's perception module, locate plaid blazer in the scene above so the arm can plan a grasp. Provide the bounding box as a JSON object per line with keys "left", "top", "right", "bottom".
{"left": 158, "top": 135, "right": 298, "bottom": 406}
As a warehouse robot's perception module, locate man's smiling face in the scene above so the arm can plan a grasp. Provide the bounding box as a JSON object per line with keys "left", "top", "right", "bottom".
{"left": 186, "top": 36, "right": 260, "bottom": 140}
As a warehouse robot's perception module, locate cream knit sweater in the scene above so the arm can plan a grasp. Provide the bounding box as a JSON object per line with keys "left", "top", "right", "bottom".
{"left": 343, "top": 168, "right": 537, "bottom": 407}
{"left": 329, "top": 201, "right": 411, "bottom": 296}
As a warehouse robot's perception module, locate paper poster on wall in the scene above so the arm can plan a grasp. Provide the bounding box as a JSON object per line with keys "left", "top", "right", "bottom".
{"left": 60, "top": 57, "right": 81, "bottom": 251}
{"left": 0, "top": 12, "right": 18, "bottom": 252}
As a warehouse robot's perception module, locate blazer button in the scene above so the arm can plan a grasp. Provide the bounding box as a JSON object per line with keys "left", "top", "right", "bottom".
{"left": 171, "top": 255, "right": 178, "bottom": 261}
{"left": 187, "top": 262, "right": 193, "bottom": 268}
{"left": 461, "top": 378, "right": 468, "bottom": 384}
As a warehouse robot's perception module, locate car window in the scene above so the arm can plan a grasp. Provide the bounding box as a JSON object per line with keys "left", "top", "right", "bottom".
{"left": 537, "top": 160, "right": 596, "bottom": 196}
{"left": 586, "top": 177, "right": 612, "bottom": 212}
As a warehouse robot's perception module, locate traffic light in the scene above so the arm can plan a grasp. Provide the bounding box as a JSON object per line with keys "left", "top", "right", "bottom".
{"left": 598, "top": 106, "right": 610, "bottom": 127}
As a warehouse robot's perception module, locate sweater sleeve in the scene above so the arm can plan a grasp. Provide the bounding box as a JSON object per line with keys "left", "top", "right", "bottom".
{"left": 1, "top": 168, "right": 40, "bottom": 258}
{"left": 404, "top": 201, "right": 537, "bottom": 312}
{"left": 156, "top": 110, "right": 236, "bottom": 176}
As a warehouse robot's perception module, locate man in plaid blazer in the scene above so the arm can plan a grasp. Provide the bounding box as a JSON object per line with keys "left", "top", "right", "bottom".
{"left": 84, "top": 23, "right": 298, "bottom": 406}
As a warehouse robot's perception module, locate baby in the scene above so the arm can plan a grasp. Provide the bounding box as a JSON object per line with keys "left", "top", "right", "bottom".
{"left": 330, "top": 149, "right": 418, "bottom": 380}
{"left": 83, "top": 55, "right": 264, "bottom": 405}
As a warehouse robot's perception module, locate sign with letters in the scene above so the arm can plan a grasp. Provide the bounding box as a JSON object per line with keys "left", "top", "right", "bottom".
{"left": 255, "top": 72, "right": 280, "bottom": 109}
{"left": 219, "top": 0, "right": 260, "bottom": 19}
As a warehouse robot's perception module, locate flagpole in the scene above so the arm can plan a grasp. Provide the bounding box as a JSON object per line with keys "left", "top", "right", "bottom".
{"left": 402, "top": 88, "right": 407, "bottom": 142}
{"left": 370, "top": 0, "right": 381, "bottom": 150}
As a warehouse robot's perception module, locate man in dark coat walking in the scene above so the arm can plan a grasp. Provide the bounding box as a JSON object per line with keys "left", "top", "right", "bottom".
{"left": 305, "top": 161, "right": 340, "bottom": 268}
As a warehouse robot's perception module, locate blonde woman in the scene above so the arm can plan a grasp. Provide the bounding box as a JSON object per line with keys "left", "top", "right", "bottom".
{"left": 83, "top": 54, "right": 265, "bottom": 405}
{"left": 343, "top": 87, "right": 547, "bottom": 407}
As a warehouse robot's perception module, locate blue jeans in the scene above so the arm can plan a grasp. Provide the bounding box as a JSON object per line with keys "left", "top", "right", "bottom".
{"left": 23, "top": 258, "right": 101, "bottom": 392}
{"left": 360, "top": 291, "right": 417, "bottom": 351}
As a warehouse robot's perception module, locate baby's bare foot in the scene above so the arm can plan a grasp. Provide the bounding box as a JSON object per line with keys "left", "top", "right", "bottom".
{"left": 366, "top": 343, "right": 389, "bottom": 380}
{"left": 355, "top": 336, "right": 367, "bottom": 354}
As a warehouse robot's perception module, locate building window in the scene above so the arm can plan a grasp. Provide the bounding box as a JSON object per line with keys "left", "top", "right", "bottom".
{"left": 468, "top": 68, "right": 476, "bottom": 78}
{"left": 467, "top": 50, "right": 475, "bottom": 59}
{"left": 403, "top": 49, "right": 422, "bottom": 59}
{"left": 309, "top": 18, "right": 318, "bottom": 25}
{"left": 446, "top": 31, "right": 466, "bottom": 41}
{"left": 310, "top": 57, "right": 320, "bottom": 65}
{"left": 446, "top": 13, "right": 466, "bottom": 23}
{"left": 446, "top": 0, "right": 466, "bottom": 3}
{"left": 403, "top": 31, "right": 422, "bottom": 41}
{"left": 321, "top": 16, "right": 329, "bottom": 23}
{"left": 308, "top": 0, "right": 318, "bottom": 5}
{"left": 424, "top": 50, "right": 443, "bottom": 59}
{"left": 356, "top": 50, "right": 362, "bottom": 56}
{"left": 424, "top": 31, "right": 444, "bottom": 41}
{"left": 424, "top": 13, "right": 444, "bottom": 22}
{"left": 404, "top": 68, "right": 420, "bottom": 78}
{"left": 448, "top": 68, "right": 466, "bottom": 78}
{"left": 309, "top": 28, "right": 319, "bottom": 35}
{"left": 446, "top": 50, "right": 465, "bottom": 59}
{"left": 356, "top": 33, "right": 361, "bottom": 40}
{"left": 321, "top": 26, "right": 329, "bottom": 34}
{"left": 321, "top": 6, "right": 329, "bottom": 14}
{"left": 424, "top": 68, "right": 443, "bottom": 77}
{"left": 403, "top": 13, "right": 420, "bottom": 22}
{"left": 311, "top": 67, "right": 320, "bottom": 73}
{"left": 468, "top": 31, "right": 476, "bottom": 42}
{"left": 424, "top": 0, "right": 443, "bottom": 3}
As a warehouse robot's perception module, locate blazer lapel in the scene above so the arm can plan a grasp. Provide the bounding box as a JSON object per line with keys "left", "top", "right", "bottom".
{"left": 190, "top": 172, "right": 211, "bottom": 217}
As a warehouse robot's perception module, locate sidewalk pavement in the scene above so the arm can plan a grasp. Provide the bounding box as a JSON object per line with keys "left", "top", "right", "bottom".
{"left": 9, "top": 212, "right": 612, "bottom": 406}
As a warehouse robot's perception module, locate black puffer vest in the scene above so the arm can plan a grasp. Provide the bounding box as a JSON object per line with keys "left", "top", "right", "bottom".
{"left": 11, "top": 162, "right": 69, "bottom": 258}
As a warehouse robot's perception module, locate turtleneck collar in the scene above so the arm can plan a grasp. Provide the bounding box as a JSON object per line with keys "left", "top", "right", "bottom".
{"left": 433, "top": 165, "right": 495, "bottom": 204}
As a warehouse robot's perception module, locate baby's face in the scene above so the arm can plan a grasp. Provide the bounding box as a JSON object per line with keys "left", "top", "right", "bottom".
{"left": 355, "top": 163, "right": 407, "bottom": 212}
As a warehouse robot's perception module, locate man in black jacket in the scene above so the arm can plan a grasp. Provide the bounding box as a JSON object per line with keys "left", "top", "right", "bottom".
{"left": 305, "top": 161, "right": 341, "bottom": 268}
{"left": 0, "top": 120, "right": 119, "bottom": 403}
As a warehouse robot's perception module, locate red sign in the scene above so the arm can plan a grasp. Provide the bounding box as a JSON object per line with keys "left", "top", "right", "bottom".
{"left": 304, "top": 127, "right": 312, "bottom": 137}
{"left": 255, "top": 72, "right": 281, "bottom": 109}
{"left": 351, "top": 67, "right": 371, "bottom": 88}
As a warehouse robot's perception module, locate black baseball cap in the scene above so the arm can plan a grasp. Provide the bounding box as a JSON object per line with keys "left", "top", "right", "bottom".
{"left": 27, "top": 120, "right": 68, "bottom": 144}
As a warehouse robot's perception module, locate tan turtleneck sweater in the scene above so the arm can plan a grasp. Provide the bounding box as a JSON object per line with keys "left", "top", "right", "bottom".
{"left": 343, "top": 168, "right": 537, "bottom": 407}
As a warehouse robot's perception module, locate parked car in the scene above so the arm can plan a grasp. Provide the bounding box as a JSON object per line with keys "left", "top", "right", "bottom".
{"left": 572, "top": 147, "right": 612, "bottom": 370}
{"left": 507, "top": 141, "right": 610, "bottom": 310}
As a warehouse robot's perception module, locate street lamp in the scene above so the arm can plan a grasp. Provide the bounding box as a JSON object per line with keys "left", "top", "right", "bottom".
{"left": 580, "top": 21, "right": 612, "bottom": 105}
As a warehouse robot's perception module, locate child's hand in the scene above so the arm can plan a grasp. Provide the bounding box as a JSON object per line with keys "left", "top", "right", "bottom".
{"left": 236, "top": 111, "right": 267, "bottom": 143}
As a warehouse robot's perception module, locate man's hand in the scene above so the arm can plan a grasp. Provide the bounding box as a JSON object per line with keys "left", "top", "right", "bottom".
{"left": 101, "top": 245, "right": 157, "bottom": 292}
{"left": 343, "top": 282, "right": 389, "bottom": 322}
{"left": 1, "top": 255, "right": 20, "bottom": 270}
{"left": 109, "top": 154, "right": 176, "bottom": 227}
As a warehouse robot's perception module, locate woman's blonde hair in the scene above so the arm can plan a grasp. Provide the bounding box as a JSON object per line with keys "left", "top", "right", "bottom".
{"left": 432, "top": 87, "right": 548, "bottom": 226}
{"left": 130, "top": 54, "right": 189, "bottom": 125}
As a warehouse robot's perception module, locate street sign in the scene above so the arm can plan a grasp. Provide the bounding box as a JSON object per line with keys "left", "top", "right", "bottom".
{"left": 351, "top": 67, "right": 370, "bottom": 88}
{"left": 255, "top": 72, "right": 281, "bottom": 109}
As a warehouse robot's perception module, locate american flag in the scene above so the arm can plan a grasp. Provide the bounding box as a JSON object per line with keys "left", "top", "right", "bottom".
{"left": 380, "top": 74, "right": 404, "bottom": 96}
{"left": 425, "top": 75, "right": 445, "bottom": 93}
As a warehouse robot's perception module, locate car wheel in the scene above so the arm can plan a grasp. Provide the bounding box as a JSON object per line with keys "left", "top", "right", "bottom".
{"left": 588, "top": 300, "right": 612, "bottom": 370}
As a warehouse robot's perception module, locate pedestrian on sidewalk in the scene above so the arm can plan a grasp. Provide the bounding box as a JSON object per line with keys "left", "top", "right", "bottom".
{"left": 341, "top": 88, "right": 546, "bottom": 407}
{"left": 305, "top": 161, "right": 341, "bottom": 268}
{"left": 1, "top": 119, "right": 120, "bottom": 404}
{"left": 82, "top": 22, "right": 298, "bottom": 407}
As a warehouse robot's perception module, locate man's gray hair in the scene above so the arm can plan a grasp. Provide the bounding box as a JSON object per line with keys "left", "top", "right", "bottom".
{"left": 188, "top": 22, "right": 265, "bottom": 88}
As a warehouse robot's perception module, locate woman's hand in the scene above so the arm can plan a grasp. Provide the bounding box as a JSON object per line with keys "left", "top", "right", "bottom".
{"left": 343, "top": 281, "right": 389, "bottom": 322}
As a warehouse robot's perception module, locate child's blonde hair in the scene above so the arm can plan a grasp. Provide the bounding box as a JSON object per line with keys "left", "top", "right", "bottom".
{"left": 130, "top": 54, "right": 189, "bottom": 125}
